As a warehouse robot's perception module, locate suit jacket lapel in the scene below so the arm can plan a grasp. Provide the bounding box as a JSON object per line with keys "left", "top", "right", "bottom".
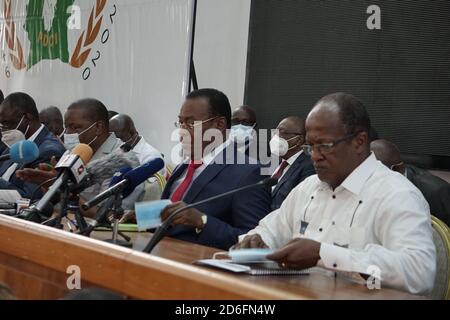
{"left": 272, "top": 153, "right": 306, "bottom": 197}
{"left": 182, "top": 163, "right": 228, "bottom": 204}
{"left": 0, "top": 128, "right": 48, "bottom": 176}
{"left": 162, "top": 163, "right": 188, "bottom": 199}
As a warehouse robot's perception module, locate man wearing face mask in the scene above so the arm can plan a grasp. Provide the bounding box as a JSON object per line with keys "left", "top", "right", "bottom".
{"left": 230, "top": 106, "right": 258, "bottom": 158}
{"left": 0, "top": 92, "right": 65, "bottom": 199}
{"left": 371, "top": 139, "right": 450, "bottom": 226}
{"left": 109, "top": 114, "right": 163, "bottom": 166}
{"left": 109, "top": 113, "right": 165, "bottom": 211}
{"left": 269, "top": 116, "right": 315, "bottom": 210}
{"left": 17, "top": 98, "right": 141, "bottom": 217}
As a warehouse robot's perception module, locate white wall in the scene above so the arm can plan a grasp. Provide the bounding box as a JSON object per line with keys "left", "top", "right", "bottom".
{"left": 193, "top": 0, "right": 251, "bottom": 108}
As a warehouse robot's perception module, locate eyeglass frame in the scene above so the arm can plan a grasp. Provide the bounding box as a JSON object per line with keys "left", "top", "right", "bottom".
{"left": 301, "top": 132, "right": 360, "bottom": 156}
{"left": 174, "top": 116, "right": 220, "bottom": 130}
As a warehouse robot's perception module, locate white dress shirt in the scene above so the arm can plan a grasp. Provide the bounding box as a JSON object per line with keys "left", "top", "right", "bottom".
{"left": 241, "top": 153, "right": 436, "bottom": 295}
{"left": 132, "top": 136, "right": 163, "bottom": 165}
{"left": 169, "top": 139, "right": 231, "bottom": 196}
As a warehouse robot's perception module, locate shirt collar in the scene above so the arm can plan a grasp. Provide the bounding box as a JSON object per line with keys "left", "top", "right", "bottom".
{"left": 28, "top": 124, "right": 44, "bottom": 142}
{"left": 93, "top": 133, "right": 120, "bottom": 158}
{"left": 339, "top": 152, "right": 378, "bottom": 195}
{"left": 285, "top": 150, "right": 303, "bottom": 166}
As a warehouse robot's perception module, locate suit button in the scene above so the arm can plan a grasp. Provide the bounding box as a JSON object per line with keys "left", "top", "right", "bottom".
{"left": 319, "top": 228, "right": 323, "bottom": 232}
{"left": 332, "top": 195, "right": 336, "bottom": 199}
{"left": 333, "top": 263, "right": 338, "bottom": 268}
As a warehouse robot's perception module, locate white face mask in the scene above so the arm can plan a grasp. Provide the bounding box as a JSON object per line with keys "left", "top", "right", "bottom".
{"left": 63, "top": 122, "right": 97, "bottom": 150}
{"left": 230, "top": 124, "right": 255, "bottom": 144}
{"left": 269, "top": 134, "right": 299, "bottom": 157}
{"left": 1, "top": 116, "right": 28, "bottom": 147}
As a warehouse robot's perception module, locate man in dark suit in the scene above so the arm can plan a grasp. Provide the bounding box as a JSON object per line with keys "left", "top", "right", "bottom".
{"left": 39, "top": 106, "right": 64, "bottom": 137}
{"left": 160, "top": 88, "right": 272, "bottom": 249}
{"left": 371, "top": 139, "right": 450, "bottom": 226}
{"left": 0, "top": 92, "right": 66, "bottom": 199}
{"left": 270, "top": 116, "right": 315, "bottom": 210}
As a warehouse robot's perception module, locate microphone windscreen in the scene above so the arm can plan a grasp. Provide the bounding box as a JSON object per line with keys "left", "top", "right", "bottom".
{"left": 122, "top": 158, "right": 165, "bottom": 197}
{"left": 71, "top": 144, "right": 93, "bottom": 164}
{"left": 10, "top": 141, "right": 39, "bottom": 164}
{"left": 109, "top": 167, "right": 132, "bottom": 187}
{"left": 86, "top": 149, "right": 139, "bottom": 185}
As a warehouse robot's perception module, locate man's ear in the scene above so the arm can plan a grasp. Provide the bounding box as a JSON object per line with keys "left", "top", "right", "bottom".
{"left": 24, "top": 112, "right": 33, "bottom": 123}
{"left": 216, "top": 117, "right": 227, "bottom": 131}
{"left": 354, "top": 131, "right": 369, "bottom": 153}
{"left": 95, "top": 121, "right": 107, "bottom": 135}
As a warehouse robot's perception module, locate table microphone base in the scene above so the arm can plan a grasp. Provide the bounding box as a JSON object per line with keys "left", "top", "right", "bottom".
{"left": 104, "top": 238, "right": 133, "bottom": 248}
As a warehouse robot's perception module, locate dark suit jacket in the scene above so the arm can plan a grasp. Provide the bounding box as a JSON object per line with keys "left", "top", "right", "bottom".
{"left": 161, "top": 148, "right": 272, "bottom": 250}
{"left": 271, "top": 152, "right": 315, "bottom": 210}
{"left": 0, "top": 126, "right": 66, "bottom": 199}
{"left": 407, "top": 164, "right": 450, "bottom": 226}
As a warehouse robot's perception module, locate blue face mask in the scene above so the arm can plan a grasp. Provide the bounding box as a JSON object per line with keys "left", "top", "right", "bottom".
{"left": 230, "top": 124, "right": 255, "bottom": 144}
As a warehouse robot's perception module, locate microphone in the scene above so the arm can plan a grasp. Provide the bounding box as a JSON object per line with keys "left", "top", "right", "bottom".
{"left": 80, "top": 167, "right": 132, "bottom": 236}
{"left": 81, "top": 158, "right": 164, "bottom": 210}
{"left": 0, "top": 140, "right": 39, "bottom": 164}
{"left": 66, "top": 149, "right": 140, "bottom": 196}
{"left": 17, "top": 144, "right": 93, "bottom": 222}
{"left": 142, "top": 177, "right": 278, "bottom": 253}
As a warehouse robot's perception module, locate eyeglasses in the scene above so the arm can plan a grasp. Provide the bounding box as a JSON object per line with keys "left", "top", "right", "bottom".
{"left": 302, "top": 133, "right": 358, "bottom": 156}
{"left": 174, "top": 116, "right": 219, "bottom": 130}
{"left": 277, "top": 129, "right": 303, "bottom": 138}
{"left": 231, "top": 120, "right": 256, "bottom": 127}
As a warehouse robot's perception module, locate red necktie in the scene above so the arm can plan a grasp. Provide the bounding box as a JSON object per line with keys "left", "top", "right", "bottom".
{"left": 272, "top": 160, "right": 289, "bottom": 179}
{"left": 170, "top": 161, "right": 203, "bottom": 202}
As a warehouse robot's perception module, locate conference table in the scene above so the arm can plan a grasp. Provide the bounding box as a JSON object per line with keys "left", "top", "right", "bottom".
{"left": 0, "top": 214, "right": 424, "bottom": 300}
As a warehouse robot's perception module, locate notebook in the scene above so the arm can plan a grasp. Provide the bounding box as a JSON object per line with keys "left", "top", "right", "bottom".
{"left": 195, "top": 259, "right": 310, "bottom": 276}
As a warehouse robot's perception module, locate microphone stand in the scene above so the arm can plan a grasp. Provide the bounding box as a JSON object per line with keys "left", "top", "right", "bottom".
{"left": 142, "top": 177, "right": 277, "bottom": 254}
{"left": 104, "top": 192, "right": 132, "bottom": 248}
{"left": 80, "top": 188, "right": 131, "bottom": 247}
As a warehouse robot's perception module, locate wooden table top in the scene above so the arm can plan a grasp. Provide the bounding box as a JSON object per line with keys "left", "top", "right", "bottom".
{"left": 92, "top": 230, "right": 426, "bottom": 300}
{"left": 0, "top": 215, "right": 425, "bottom": 300}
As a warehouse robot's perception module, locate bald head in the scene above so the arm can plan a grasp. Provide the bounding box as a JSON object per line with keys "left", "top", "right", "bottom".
{"left": 231, "top": 105, "right": 257, "bottom": 127}
{"left": 305, "top": 93, "right": 372, "bottom": 189}
{"left": 370, "top": 139, "right": 404, "bottom": 173}
{"left": 39, "top": 106, "right": 64, "bottom": 136}
{"left": 280, "top": 116, "right": 305, "bottom": 133}
{"left": 109, "top": 114, "right": 137, "bottom": 143}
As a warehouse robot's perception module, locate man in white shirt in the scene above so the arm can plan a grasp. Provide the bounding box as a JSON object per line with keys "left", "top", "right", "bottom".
{"left": 235, "top": 92, "right": 436, "bottom": 295}
{"left": 109, "top": 114, "right": 163, "bottom": 165}
{"left": 109, "top": 113, "right": 164, "bottom": 209}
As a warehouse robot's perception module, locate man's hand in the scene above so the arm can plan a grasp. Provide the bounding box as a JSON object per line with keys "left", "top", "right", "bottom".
{"left": 231, "top": 234, "right": 268, "bottom": 250}
{"left": 16, "top": 156, "right": 58, "bottom": 186}
{"left": 266, "top": 238, "right": 321, "bottom": 269}
{"left": 160, "top": 202, "right": 204, "bottom": 229}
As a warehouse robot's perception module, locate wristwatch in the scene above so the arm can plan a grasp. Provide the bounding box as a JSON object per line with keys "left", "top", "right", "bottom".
{"left": 195, "top": 214, "right": 208, "bottom": 234}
